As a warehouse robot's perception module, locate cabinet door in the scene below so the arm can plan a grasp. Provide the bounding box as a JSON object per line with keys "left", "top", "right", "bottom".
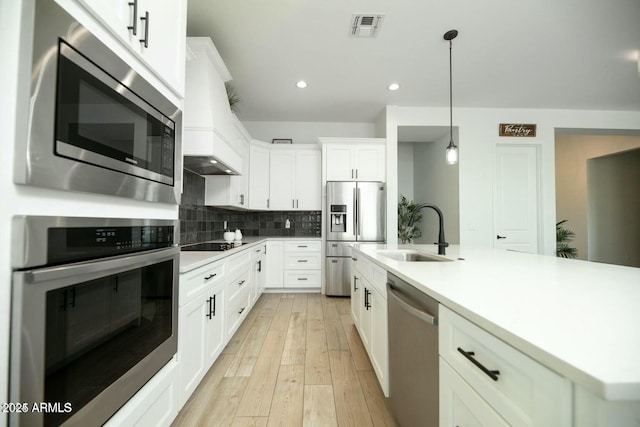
{"left": 294, "top": 150, "right": 321, "bottom": 210}
{"left": 205, "top": 286, "right": 225, "bottom": 365}
{"left": 269, "top": 151, "right": 296, "bottom": 209}
{"left": 178, "top": 294, "right": 207, "bottom": 405}
{"left": 136, "top": 0, "right": 186, "bottom": 94}
{"left": 350, "top": 272, "right": 362, "bottom": 327}
{"left": 265, "top": 241, "right": 284, "bottom": 288}
{"left": 440, "top": 359, "right": 509, "bottom": 427}
{"left": 249, "top": 145, "right": 270, "bottom": 209}
{"left": 359, "top": 281, "right": 372, "bottom": 349}
{"left": 355, "top": 146, "right": 385, "bottom": 181}
{"left": 325, "top": 146, "right": 355, "bottom": 181}
{"left": 76, "top": 0, "right": 132, "bottom": 44}
{"left": 369, "top": 287, "right": 388, "bottom": 395}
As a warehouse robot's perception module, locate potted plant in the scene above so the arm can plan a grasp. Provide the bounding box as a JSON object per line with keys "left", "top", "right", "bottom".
{"left": 556, "top": 219, "right": 578, "bottom": 258}
{"left": 398, "top": 195, "right": 422, "bottom": 244}
{"left": 225, "top": 82, "right": 240, "bottom": 113}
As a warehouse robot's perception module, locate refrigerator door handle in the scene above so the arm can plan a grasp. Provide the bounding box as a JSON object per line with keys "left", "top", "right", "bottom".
{"left": 353, "top": 187, "right": 357, "bottom": 236}
{"left": 357, "top": 187, "right": 362, "bottom": 237}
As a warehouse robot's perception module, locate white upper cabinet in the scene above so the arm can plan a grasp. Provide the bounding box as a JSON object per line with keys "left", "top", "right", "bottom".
{"left": 320, "top": 138, "right": 386, "bottom": 182}
{"left": 76, "top": 0, "right": 186, "bottom": 96}
{"left": 294, "top": 150, "right": 322, "bottom": 210}
{"left": 248, "top": 144, "right": 270, "bottom": 210}
{"left": 249, "top": 142, "right": 321, "bottom": 211}
{"left": 269, "top": 151, "right": 296, "bottom": 210}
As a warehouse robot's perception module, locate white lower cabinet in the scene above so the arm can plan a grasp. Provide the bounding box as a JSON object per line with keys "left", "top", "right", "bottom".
{"left": 350, "top": 254, "right": 389, "bottom": 396}
{"left": 439, "top": 305, "right": 572, "bottom": 426}
{"left": 440, "top": 359, "right": 509, "bottom": 427}
{"left": 104, "top": 360, "right": 179, "bottom": 427}
{"left": 265, "top": 240, "right": 321, "bottom": 290}
{"left": 178, "top": 279, "right": 225, "bottom": 406}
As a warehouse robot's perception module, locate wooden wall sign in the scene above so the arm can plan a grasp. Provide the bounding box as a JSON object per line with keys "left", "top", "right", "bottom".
{"left": 499, "top": 123, "right": 537, "bottom": 137}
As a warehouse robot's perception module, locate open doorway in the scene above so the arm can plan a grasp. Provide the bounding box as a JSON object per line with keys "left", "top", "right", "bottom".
{"left": 397, "top": 126, "right": 460, "bottom": 245}
{"left": 555, "top": 130, "right": 640, "bottom": 266}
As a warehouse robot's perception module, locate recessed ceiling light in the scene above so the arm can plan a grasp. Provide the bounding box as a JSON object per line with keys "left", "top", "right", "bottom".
{"left": 388, "top": 83, "right": 400, "bottom": 91}
{"left": 225, "top": 169, "right": 232, "bottom": 174}
{"left": 209, "top": 159, "right": 218, "bottom": 164}
{"left": 296, "top": 80, "right": 308, "bottom": 89}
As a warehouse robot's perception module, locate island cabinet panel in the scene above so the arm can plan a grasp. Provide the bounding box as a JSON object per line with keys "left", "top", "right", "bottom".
{"left": 350, "top": 254, "right": 389, "bottom": 396}
{"left": 574, "top": 385, "right": 640, "bottom": 427}
{"left": 439, "top": 305, "right": 572, "bottom": 426}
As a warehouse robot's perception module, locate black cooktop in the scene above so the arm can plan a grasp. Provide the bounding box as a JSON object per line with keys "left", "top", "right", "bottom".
{"left": 181, "top": 242, "right": 247, "bottom": 252}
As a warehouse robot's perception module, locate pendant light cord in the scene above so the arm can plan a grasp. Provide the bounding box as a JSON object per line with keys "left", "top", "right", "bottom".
{"left": 449, "top": 38, "right": 453, "bottom": 144}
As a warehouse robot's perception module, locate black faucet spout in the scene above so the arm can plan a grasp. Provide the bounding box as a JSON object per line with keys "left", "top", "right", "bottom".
{"left": 407, "top": 203, "right": 449, "bottom": 255}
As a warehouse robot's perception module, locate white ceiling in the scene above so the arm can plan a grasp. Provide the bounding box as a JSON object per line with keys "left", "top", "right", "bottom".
{"left": 186, "top": 0, "right": 640, "bottom": 123}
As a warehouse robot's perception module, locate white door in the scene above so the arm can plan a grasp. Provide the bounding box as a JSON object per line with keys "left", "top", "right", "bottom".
{"left": 494, "top": 145, "right": 539, "bottom": 253}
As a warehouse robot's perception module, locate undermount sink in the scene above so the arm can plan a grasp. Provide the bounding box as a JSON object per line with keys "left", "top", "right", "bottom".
{"left": 377, "top": 249, "right": 453, "bottom": 262}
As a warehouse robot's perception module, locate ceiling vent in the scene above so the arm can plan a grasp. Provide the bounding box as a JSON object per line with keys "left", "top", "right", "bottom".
{"left": 350, "top": 14, "right": 384, "bottom": 37}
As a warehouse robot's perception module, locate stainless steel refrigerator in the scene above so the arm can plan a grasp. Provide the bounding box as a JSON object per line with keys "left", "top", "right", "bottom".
{"left": 325, "top": 181, "right": 386, "bottom": 296}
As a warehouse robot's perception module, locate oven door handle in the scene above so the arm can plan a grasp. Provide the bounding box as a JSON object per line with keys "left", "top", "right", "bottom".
{"left": 20, "top": 247, "right": 180, "bottom": 286}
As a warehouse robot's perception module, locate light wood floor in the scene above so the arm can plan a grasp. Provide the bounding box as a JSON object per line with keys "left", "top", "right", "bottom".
{"left": 172, "top": 293, "right": 398, "bottom": 427}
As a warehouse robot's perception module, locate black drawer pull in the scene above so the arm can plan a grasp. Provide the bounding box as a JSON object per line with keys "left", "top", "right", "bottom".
{"left": 297, "top": 277, "right": 308, "bottom": 281}
{"left": 457, "top": 347, "right": 500, "bottom": 381}
{"left": 238, "top": 307, "right": 245, "bottom": 314}
{"left": 297, "top": 245, "right": 308, "bottom": 248}
{"left": 204, "top": 273, "right": 217, "bottom": 280}
{"left": 238, "top": 280, "right": 246, "bottom": 286}
{"left": 297, "top": 259, "right": 308, "bottom": 262}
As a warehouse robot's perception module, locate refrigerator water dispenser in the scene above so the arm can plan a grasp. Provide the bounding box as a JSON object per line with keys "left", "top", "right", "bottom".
{"left": 330, "top": 204, "right": 347, "bottom": 232}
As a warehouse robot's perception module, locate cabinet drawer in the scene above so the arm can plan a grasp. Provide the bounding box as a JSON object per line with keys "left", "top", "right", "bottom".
{"left": 180, "top": 262, "right": 225, "bottom": 306}
{"left": 227, "top": 270, "right": 250, "bottom": 303}
{"left": 439, "top": 306, "right": 571, "bottom": 426}
{"left": 226, "top": 287, "right": 250, "bottom": 338}
{"left": 226, "top": 250, "right": 251, "bottom": 277}
{"left": 284, "top": 253, "right": 321, "bottom": 270}
{"left": 284, "top": 270, "right": 321, "bottom": 288}
{"left": 284, "top": 241, "right": 321, "bottom": 253}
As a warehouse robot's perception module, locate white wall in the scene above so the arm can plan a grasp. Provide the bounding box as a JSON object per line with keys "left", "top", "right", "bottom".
{"left": 411, "top": 133, "right": 460, "bottom": 245}
{"left": 397, "top": 142, "right": 415, "bottom": 201}
{"left": 242, "top": 120, "right": 376, "bottom": 144}
{"left": 384, "top": 106, "right": 640, "bottom": 255}
{"left": 587, "top": 148, "right": 640, "bottom": 267}
{"left": 555, "top": 134, "right": 640, "bottom": 260}
{"left": 1, "top": 3, "right": 178, "bottom": 421}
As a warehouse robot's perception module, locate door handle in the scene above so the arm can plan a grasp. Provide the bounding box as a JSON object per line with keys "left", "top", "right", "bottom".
{"left": 206, "top": 297, "right": 213, "bottom": 319}
{"left": 457, "top": 347, "right": 500, "bottom": 381}
{"left": 387, "top": 284, "right": 437, "bottom": 325}
{"left": 127, "top": 0, "right": 138, "bottom": 35}
{"left": 353, "top": 276, "right": 358, "bottom": 291}
{"left": 139, "top": 11, "right": 149, "bottom": 48}
{"left": 352, "top": 188, "right": 357, "bottom": 235}
{"left": 356, "top": 187, "right": 361, "bottom": 236}
{"left": 204, "top": 273, "right": 217, "bottom": 281}
{"left": 497, "top": 235, "right": 506, "bottom": 239}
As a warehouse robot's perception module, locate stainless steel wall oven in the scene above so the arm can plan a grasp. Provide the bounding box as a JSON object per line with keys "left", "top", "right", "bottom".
{"left": 15, "top": 0, "right": 182, "bottom": 204}
{"left": 10, "top": 217, "right": 179, "bottom": 426}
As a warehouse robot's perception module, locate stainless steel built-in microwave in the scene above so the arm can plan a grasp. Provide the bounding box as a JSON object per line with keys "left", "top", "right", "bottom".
{"left": 14, "top": 0, "right": 182, "bottom": 204}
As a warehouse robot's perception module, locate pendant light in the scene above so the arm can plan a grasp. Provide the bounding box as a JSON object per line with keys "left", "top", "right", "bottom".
{"left": 444, "top": 29, "right": 458, "bottom": 165}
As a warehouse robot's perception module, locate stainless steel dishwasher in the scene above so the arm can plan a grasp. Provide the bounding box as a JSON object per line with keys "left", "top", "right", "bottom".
{"left": 387, "top": 273, "right": 439, "bottom": 427}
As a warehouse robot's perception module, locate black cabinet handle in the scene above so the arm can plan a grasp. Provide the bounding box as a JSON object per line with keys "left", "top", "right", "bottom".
{"left": 127, "top": 0, "right": 138, "bottom": 35}
{"left": 353, "top": 276, "right": 358, "bottom": 291}
{"left": 351, "top": 257, "right": 358, "bottom": 261}
{"left": 212, "top": 294, "right": 216, "bottom": 316}
{"left": 364, "top": 288, "right": 370, "bottom": 310}
{"left": 139, "top": 11, "right": 149, "bottom": 48}
{"left": 297, "top": 245, "right": 308, "bottom": 248}
{"left": 297, "top": 277, "right": 308, "bottom": 281}
{"left": 206, "top": 297, "right": 213, "bottom": 319}
{"left": 238, "top": 280, "right": 245, "bottom": 286}
{"left": 257, "top": 260, "right": 262, "bottom": 272}
{"left": 497, "top": 235, "right": 506, "bottom": 239}
{"left": 297, "top": 259, "right": 308, "bottom": 263}
{"left": 457, "top": 347, "right": 500, "bottom": 381}
{"left": 238, "top": 307, "right": 245, "bottom": 314}
{"left": 204, "top": 273, "right": 216, "bottom": 281}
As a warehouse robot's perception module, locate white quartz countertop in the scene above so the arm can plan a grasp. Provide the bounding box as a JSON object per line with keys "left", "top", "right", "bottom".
{"left": 352, "top": 243, "right": 640, "bottom": 401}
{"left": 179, "top": 237, "right": 320, "bottom": 273}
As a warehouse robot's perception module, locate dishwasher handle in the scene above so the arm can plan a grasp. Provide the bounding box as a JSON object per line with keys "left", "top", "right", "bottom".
{"left": 387, "top": 283, "right": 437, "bottom": 326}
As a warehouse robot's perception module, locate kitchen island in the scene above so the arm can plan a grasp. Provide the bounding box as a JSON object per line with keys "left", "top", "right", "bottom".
{"left": 352, "top": 243, "right": 640, "bottom": 425}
